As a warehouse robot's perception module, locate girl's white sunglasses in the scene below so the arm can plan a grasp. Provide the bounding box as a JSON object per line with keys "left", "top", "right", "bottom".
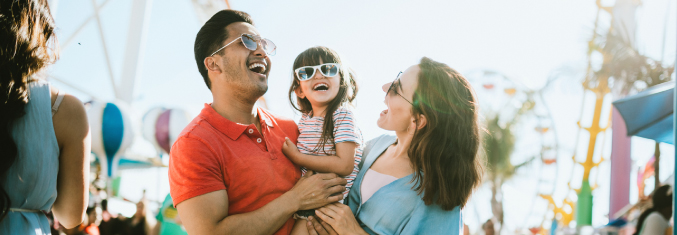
{"left": 294, "top": 63, "right": 340, "bottom": 81}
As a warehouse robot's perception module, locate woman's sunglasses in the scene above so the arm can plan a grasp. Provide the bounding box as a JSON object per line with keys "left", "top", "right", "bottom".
{"left": 387, "top": 72, "right": 415, "bottom": 106}
{"left": 210, "top": 33, "right": 277, "bottom": 57}
{"left": 294, "top": 63, "right": 340, "bottom": 81}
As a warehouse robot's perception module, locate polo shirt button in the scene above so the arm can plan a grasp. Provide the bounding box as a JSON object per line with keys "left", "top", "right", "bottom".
{"left": 249, "top": 129, "right": 254, "bottom": 134}
{"left": 257, "top": 138, "right": 262, "bottom": 143}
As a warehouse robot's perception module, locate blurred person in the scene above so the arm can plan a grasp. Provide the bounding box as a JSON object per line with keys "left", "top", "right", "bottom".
{"left": 168, "top": 9, "right": 346, "bottom": 235}
{"left": 83, "top": 206, "right": 102, "bottom": 235}
{"left": 99, "top": 199, "right": 125, "bottom": 235}
{"left": 483, "top": 219, "right": 496, "bottom": 235}
{"left": 47, "top": 211, "right": 61, "bottom": 235}
{"left": 305, "top": 57, "right": 484, "bottom": 234}
{"left": 125, "top": 199, "right": 151, "bottom": 235}
{"left": 0, "top": 0, "right": 90, "bottom": 234}
{"left": 151, "top": 194, "right": 187, "bottom": 235}
{"left": 634, "top": 185, "right": 672, "bottom": 235}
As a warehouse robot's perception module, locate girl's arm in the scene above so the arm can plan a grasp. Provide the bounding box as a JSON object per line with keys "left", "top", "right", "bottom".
{"left": 282, "top": 138, "right": 356, "bottom": 177}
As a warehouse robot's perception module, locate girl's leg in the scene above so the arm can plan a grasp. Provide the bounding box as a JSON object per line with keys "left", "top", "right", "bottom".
{"left": 291, "top": 219, "right": 310, "bottom": 235}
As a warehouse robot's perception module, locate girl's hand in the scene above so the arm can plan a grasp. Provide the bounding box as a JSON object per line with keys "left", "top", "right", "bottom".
{"left": 314, "top": 203, "right": 367, "bottom": 235}
{"left": 282, "top": 137, "right": 302, "bottom": 162}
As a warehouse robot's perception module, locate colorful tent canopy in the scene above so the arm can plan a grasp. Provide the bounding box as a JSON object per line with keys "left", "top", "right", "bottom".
{"left": 612, "top": 81, "right": 674, "bottom": 144}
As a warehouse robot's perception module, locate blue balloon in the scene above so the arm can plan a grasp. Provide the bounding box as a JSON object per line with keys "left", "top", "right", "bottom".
{"left": 102, "top": 103, "right": 124, "bottom": 158}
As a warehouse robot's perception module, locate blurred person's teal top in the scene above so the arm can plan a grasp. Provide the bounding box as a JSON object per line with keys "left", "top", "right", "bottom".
{"left": 156, "top": 194, "right": 187, "bottom": 235}
{"left": 0, "top": 82, "right": 59, "bottom": 234}
{"left": 345, "top": 135, "right": 464, "bottom": 235}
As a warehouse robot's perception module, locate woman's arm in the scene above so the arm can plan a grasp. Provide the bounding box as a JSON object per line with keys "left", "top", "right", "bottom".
{"left": 282, "top": 138, "right": 356, "bottom": 176}
{"left": 51, "top": 91, "right": 91, "bottom": 229}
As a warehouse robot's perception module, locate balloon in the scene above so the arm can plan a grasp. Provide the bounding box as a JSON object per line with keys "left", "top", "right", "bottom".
{"left": 142, "top": 107, "right": 166, "bottom": 151}
{"left": 142, "top": 108, "right": 191, "bottom": 155}
{"left": 86, "top": 100, "right": 135, "bottom": 178}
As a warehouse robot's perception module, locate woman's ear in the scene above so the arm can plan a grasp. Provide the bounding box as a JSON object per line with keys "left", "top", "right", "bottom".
{"left": 415, "top": 114, "right": 427, "bottom": 130}
{"left": 204, "top": 57, "right": 221, "bottom": 73}
{"left": 294, "top": 86, "right": 306, "bottom": 99}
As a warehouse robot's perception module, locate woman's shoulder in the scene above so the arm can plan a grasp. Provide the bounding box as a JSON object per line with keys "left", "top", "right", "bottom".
{"left": 366, "top": 134, "right": 396, "bottom": 147}
{"left": 50, "top": 87, "right": 89, "bottom": 146}
{"left": 361, "top": 134, "right": 396, "bottom": 163}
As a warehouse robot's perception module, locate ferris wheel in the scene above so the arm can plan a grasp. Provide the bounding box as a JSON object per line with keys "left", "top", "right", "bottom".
{"left": 466, "top": 70, "right": 561, "bottom": 230}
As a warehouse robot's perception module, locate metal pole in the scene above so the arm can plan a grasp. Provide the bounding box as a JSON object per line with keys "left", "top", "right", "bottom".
{"left": 90, "top": 0, "right": 118, "bottom": 99}
{"left": 117, "top": 0, "right": 153, "bottom": 103}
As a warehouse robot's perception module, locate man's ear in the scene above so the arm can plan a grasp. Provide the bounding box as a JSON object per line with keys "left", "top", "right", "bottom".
{"left": 204, "top": 57, "right": 221, "bottom": 73}
{"left": 415, "top": 114, "right": 427, "bottom": 130}
{"left": 294, "top": 87, "right": 306, "bottom": 99}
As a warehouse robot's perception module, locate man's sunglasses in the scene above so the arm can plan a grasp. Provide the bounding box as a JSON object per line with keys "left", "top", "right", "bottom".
{"left": 387, "top": 72, "right": 415, "bottom": 106}
{"left": 210, "top": 33, "right": 277, "bottom": 57}
{"left": 294, "top": 63, "right": 340, "bottom": 81}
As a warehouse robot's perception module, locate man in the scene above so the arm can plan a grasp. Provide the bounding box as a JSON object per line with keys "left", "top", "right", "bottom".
{"left": 168, "top": 10, "right": 347, "bottom": 235}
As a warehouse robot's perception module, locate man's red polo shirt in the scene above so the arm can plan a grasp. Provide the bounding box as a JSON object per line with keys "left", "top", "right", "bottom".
{"left": 168, "top": 104, "right": 301, "bottom": 235}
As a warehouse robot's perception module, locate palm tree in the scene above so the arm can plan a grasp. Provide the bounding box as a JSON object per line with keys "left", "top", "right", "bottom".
{"left": 597, "top": 28, "right": 674, "bottom": 194}
{"left": 482, "top": 97, "right": 537, "bottom": 233}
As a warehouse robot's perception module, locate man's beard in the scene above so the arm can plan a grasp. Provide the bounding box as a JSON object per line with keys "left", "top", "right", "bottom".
{"left": 224, "top": 66, "right": 268, "bottom": 103}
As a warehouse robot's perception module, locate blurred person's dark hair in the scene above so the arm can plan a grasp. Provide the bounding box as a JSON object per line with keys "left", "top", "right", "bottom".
{"left": 633, "top": 185, "right": 672, "bottom": 235}
{"left": 408, "top": 57, "right": 484, "bottom": 211}
{"left": 194, "top": 9, "right": 253, "bottom": 89}
{"left": 288, "top": 46, "right": 358, "bottom": 154}
{"left": 0, "top": 0, "right": 57, "bottom": 221}
{"left": 101, "top": 199, "right": 108, "bottom": 211}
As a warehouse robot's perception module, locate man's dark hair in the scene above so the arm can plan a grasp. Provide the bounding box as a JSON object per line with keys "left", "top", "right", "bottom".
{"left": 194, "top": 9, "right": 253, "bottom": 89}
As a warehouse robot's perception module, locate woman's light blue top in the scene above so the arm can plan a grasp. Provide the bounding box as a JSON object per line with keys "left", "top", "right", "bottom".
{"left": 345, "top": 134, "right": 463, "bottom": 235}
{"left": 0, "top": 82, "right": 59, "bottom": 235}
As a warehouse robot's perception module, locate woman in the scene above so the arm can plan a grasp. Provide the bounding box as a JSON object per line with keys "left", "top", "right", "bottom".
{"left": 634, "top": 185, "right": 672, "bottom": 235}
{"left": 0, "top": 0, "right": 91, "bottom": 234}
{"left": 304, "top": 57, "right": 484, "bottom": 234}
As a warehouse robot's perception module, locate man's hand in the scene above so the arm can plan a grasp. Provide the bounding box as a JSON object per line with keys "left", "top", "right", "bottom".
{"left": 282, "top": 137, "right": 302, "bottom": 162}
{"left": 289, "top": 171, "right": 347, "bottom": 211}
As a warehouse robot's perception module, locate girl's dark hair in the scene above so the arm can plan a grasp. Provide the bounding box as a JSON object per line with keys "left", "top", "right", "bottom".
{"left": 288, "top": 46, "right": 358, "bottom": 153}
{"left": 634, "top": 185, "right": 672, "bottom": 235}
{"left": 0, "top": 0, "right": 57, "bottom": 221}
{"left": 409, "top": 57, "right": 484, "bottom": 211}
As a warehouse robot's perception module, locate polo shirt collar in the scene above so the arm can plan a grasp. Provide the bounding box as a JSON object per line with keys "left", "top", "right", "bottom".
{"left": 201, "top": 104, "right": 274, "bottom": 140}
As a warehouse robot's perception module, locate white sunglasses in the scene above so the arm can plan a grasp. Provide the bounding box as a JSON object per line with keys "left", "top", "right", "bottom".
{"left": 294, "top": 63, "right": 340, "bottom": 81}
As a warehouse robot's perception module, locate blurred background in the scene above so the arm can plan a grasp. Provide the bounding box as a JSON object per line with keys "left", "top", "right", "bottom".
{"left": 44, "top": 0, "right": 675, "bottom": 234}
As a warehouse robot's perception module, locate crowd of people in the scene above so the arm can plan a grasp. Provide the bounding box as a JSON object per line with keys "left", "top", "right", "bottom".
{"left": 45, "top": 190, "right": 187, "bottom": 235}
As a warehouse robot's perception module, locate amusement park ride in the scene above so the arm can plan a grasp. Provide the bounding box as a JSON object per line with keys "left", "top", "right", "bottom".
{"left": 45, "top": 0, "right": 240, "bottom": 191}
{"left": 469, "top": 0, "right": 647, "bottom": 233}
{"left": 44, "top": 0, "right": 673, "bottom": 233}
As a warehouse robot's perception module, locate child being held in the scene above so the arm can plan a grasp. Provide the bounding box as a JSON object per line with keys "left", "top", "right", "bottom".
{"left": 281, "top": 46, "right": 363, "bottom": 231}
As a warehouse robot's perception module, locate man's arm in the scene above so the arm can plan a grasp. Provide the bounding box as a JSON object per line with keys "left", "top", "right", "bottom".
{"left": 177, "top": 172, "right": 347, "bottom": 235}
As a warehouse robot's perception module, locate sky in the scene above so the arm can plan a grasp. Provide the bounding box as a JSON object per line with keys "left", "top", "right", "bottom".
{"left": 46, "top": 0, "right": 676, "bottom": 233}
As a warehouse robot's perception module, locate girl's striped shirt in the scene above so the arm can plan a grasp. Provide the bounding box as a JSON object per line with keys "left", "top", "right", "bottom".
{"left": 296, "top": 106, "right": 363, "bottom": 202}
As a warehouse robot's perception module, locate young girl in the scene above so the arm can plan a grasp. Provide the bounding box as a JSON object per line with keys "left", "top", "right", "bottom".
{"left": 281, "top": 46, "right": 363, "bottom": 230}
